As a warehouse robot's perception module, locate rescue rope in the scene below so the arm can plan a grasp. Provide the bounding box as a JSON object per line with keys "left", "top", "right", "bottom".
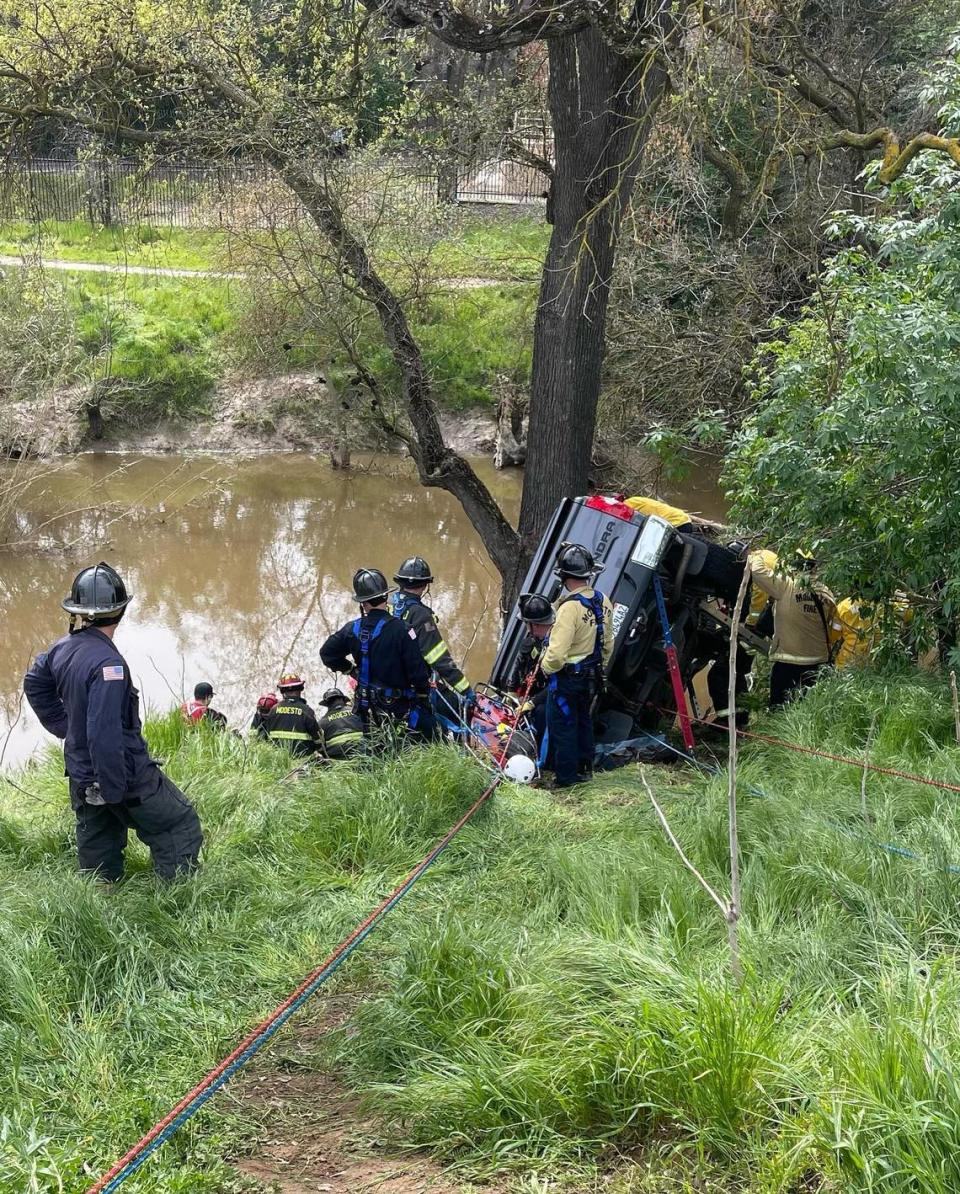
{"left": 84, "top": 773, "right": 502, "bottom": 1194}
{"left": 636, "top": 732, "right": 960, "bottom": 875}
{"left": 668, "top": 708, "right": 960, "bottom": 796}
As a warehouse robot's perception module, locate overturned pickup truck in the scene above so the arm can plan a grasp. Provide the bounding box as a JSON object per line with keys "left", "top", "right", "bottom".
{"left": 490, "top": 496, "right": 764, "bottom": 742}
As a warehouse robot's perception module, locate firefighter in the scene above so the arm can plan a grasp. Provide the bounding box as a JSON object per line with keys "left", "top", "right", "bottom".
{"left": 698, "top": 539, "right": 757, "bottom": 729}
{"left": 540, "top": 544, "right": 614, "bottom": 788}
{"left": 390, "top": 556, "right": 473, "bottom": 728}
{"left": 749, "top": 550, "right": 838, "bottom": 707}
{"left": 180, "top": 681, "right": 228, "bottom": 730}
{"left": 509, "top": 592, "right": 554, "bottom": 749}
{"left": 317, "top": 689, "right": 365, "bottom": 759}
{"left": 22, "top": 562, "right": 203, "bottom": 883}
{"left": 625, "top": 496, "right": 694, "bottom": 533}
{"left": 257, "top": 674, "right": 321, "bottom": 756}
{"left": 251, "top": 691, "right": 278, "bottom": 738}
{"left": 320, "top": 568, "right": 432, "bottom": 738}
{"left": 832, "top": 597, "right": 913, "bottom": 669}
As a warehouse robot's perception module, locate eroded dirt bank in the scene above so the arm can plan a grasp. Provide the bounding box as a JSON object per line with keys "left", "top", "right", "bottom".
{"left": 1, "top": 373, "right": 497, "bottom": 458}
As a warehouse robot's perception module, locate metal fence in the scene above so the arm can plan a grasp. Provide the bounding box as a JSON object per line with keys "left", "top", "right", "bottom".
{"left": 0, "top": 151, "right": 551, "bottom": 228}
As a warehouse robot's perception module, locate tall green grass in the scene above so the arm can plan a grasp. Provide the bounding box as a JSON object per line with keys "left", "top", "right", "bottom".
{"left": 0, "top": 723, "right": 491, "bottom": 1191}
{"left": 74, "top": 276, "right": 232, "bottom": 419}
{"left": 341, "top": 672, "right": 960, "bottom": 1189}
{"left": 5, "top": 673, "right": 960, "bottom": 1190}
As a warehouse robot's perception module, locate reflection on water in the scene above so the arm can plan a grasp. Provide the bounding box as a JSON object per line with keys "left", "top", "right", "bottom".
{"left": 1, "top": 454, "right": 521, "bottom": 770}
{"left": 0, "top": 451, "right": 724, "bottom": 770}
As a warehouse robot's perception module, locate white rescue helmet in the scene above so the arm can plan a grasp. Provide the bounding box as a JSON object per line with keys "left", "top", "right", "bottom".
{"left": 503, "top": 754, "right": 537, "bottom": 784}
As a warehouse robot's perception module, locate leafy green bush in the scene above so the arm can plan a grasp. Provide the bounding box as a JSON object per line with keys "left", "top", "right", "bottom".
{"left": 725, "top": 39, "right": 960, "bottom": 647}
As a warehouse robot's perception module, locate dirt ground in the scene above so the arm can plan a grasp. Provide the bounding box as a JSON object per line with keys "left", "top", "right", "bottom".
{"left": 228, "top": 995, "right": 475, "bottom": 1194}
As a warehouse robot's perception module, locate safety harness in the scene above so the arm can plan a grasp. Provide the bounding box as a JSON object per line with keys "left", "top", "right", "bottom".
{"left": 560, "top": 591, "right": 606, "bottom": 677}
{"left": 546, "top": 590, "right": 606, "bottom": 726}
{"left": 351, "top": 617, "right": 416, "bottom": 720}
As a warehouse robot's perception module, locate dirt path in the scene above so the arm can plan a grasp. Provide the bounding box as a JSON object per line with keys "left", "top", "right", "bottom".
{"left": 229, "top": 996, "right": 480, "bottom": 1194}
{"left": 0, "top": 253, "right": 518, "bottom": 288}
{"left": 0, "top": 253, "right": 241, "bottom": 279}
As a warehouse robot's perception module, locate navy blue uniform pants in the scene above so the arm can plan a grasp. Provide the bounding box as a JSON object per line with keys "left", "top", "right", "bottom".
{"left": 70, "top": 767, "right": 203, "bottom": 881}
{"left": 358, "top": 696, "right": 436, "bottom": 746}
{"left": 546, "top": 672, "right": 595, "bottom": 787}
{"left": 769, "top": 662, "right": 828, "bottom": 709}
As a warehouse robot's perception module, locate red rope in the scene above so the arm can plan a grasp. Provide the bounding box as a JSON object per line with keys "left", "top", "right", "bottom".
{"left": 84, "top": 774, "right": 501, "bottom": 1194}
{"left": 665, "top": 707, "right": 960, "bottom": 796}
{"left": 731, "top": 726, "right": 960, "bottom": 795}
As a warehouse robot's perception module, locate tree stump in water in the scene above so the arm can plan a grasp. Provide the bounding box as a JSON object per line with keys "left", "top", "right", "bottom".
{"left": 494, "top": 379, "right": 527, "bottom": 469}
{"left": 85, "top": 399, "right": 104, "bottom": 440}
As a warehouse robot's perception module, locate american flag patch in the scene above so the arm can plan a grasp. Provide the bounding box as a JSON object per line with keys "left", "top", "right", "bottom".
{"left": 102, "top": 665, "right": 124, "bottom": 681}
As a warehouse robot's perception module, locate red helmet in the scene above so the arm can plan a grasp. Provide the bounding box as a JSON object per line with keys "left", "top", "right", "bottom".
{"left": 257, "top": 692, "right": 279, "bottom": 713}
{"left": 278, "top": 673, "right": 305, "bottom": 691}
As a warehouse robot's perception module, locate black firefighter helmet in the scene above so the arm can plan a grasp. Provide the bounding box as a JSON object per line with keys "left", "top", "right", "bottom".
{"left": 62, "top": 562, "right": 132, "bottom": 624}
{"left": 321, "top": 688, "right": 348, "bottom": 708}
{"left": 393, "top": 556, "right": 434, "bottom": 586}
{"left": 352, "top": 567, "right": 391, "bottom": 603}
{"left": 554, "top": 542, "right": 597, "bottom": 580}
{"left": 518, "top": 593, "right": 555, "bottom": 625}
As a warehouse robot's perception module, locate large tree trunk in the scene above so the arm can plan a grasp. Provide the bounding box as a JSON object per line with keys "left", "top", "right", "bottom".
{"left": 517, "top": 28, "right": 669, "bottom": 556}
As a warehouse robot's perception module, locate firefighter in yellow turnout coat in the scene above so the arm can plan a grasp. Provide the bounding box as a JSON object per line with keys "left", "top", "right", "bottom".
{"left": 540, "top": 544, "right": 615, "bottom": 787}
{"left": 749, "top": 551, "right": 837, "bottom": 707}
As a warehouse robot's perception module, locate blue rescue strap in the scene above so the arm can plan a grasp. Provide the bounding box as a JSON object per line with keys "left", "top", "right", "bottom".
{"left": 352, "top": 616, "right": 418, "bottom": 725}
{"left": 538, "top": 726, "right": 550, "bottom": 767}
{"left": 561, "top": 591, "right": 606, "bottom": 676}
{"left": 390, "top": 591, "right": 417, "bottom": 618}
{"left": 352, "top": 617, "right": 386, "bottom": 710}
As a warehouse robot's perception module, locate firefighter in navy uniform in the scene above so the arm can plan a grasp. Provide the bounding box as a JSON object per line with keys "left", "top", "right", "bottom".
{"left": 317, "top": 689, "right": 365, "bottom": 759}
{"left": 539, "top": 545, "right": 615, "bottom": 788}
{"left": 258, "top": 674, "right": 321, "bottom": 756}
{"left": 390, "top": 557, "right": 473, "bottom": 728}
{"left": 320, "top": 568, "right": 432, "bottom": 739}
{"left": 251, "top": 691, "right": 278, "bottom": 738}
{"left": 508, "top": 593, "right": 554, "bottom": 749}
{"left": 22, "top": 562, "right": 203, "bottom": 883}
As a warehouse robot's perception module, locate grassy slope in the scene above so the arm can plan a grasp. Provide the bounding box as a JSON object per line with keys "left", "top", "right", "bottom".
{"left": 3, "top": 217, "right": 544, "bottom": 418}
{"left": 5, "top": 672, "right": 960, "bottom": 1191}
{"left": 70, "top": 274, "right": 235, "bottom": 418}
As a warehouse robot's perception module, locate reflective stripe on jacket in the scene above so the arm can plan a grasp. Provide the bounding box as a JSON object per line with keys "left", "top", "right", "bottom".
{"left": 319, "top": 706, "right": 365, "bottom": 752}
{"left": 260, "top": 696, "right": 320, "bottom": 755}
{"left": 749, "top": 553, "right": 836, "bottom": 665}
{"left": 391, "top": 591, "right": 470, "bottom": 694}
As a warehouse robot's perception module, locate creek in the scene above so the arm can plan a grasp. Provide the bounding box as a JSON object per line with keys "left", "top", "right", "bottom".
{"left": 0, "top": 452, "right": 725, "bottom": 769}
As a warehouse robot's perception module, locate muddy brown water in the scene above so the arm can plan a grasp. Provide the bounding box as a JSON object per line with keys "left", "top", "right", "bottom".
{"left": 0, "top": 452, "right": 725, "bottom": 770}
